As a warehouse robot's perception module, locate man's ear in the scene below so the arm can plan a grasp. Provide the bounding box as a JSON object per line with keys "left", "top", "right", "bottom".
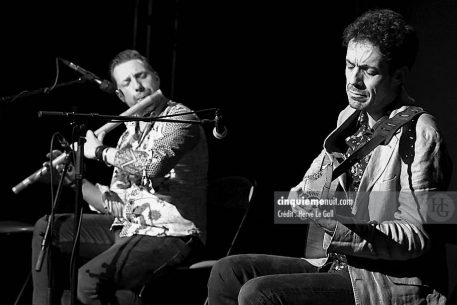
{"left": 393, "top": 66, "right": 409, "bottom": 86}
{"left": 115, "top": 89, "right": 125, "bottom": 102}
{"left": 153, "top": 72, "right": 160, "bottom": 87}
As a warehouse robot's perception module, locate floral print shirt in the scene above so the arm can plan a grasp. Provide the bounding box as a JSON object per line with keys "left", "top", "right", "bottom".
{"left": 94, "top": 95, "right": 208, "bottom": 239}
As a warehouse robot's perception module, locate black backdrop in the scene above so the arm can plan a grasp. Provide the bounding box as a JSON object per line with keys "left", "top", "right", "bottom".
{"left": 1, "top": 1, "right": 457, "bottom": 299}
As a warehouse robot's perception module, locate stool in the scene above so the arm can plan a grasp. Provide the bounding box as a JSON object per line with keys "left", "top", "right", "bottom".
{"left": 0, "top": 220, "right": 34, "bottom": 305}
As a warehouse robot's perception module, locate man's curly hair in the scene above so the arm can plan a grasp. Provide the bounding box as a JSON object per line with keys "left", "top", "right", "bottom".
{"left": 342, "top": 9, "right": 419, "bottom": 74}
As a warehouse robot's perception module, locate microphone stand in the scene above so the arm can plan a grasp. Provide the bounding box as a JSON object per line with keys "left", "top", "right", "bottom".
{"left": 70, "top": 123, "right": 86, "bottom": 305}
{"left": 0, "top": 78, "right": 88, "bottom": 104}
{"left": 37, "top": 108, "right": 217, "bottom": 305}
{"left": 34, "top": 153, "right": 74, "bottom": 305}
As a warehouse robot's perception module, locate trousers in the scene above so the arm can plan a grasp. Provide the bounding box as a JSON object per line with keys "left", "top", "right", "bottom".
{"left": 32, "top": 213, "right": 202, "bottom": 305}
{"left": 207, "top": 254, "right": 355, "bottom": 305}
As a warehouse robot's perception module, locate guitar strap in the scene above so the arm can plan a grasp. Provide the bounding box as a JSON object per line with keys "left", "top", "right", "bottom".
{"left": 331, "top": 105, "right": 425, "bottom": 181}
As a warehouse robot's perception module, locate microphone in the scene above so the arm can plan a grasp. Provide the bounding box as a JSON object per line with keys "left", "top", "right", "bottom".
{"left": 60, "top": 58, "right": 116, "bottom": 94}
{"left": 213, "top": 109, "right": 228, "bottom": 139}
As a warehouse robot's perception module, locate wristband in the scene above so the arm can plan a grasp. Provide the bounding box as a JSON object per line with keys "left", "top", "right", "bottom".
{"left": 102, "top": 147, "right": 113, "bottom": 166}
{"left": 95, "top": 145, "right": 108, "bottom": 162}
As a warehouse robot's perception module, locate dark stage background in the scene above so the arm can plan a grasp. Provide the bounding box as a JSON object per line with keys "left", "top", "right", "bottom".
{"left": 1, "top": 1, "right": 457, "bottom": 304}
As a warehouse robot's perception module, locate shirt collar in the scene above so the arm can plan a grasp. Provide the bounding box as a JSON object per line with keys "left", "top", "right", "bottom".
{"left": 140, "top": 93, "right": 169, "bottom": 117}
{"left": 361, "top": 110, "right": 389, "bottom": 131}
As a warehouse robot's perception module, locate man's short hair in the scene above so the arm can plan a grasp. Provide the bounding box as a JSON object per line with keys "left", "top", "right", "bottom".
{"left": 109, "top": 49, "right": 157, "bottom": 83}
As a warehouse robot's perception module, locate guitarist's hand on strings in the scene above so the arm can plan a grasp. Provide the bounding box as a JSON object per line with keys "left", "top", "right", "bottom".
{"left": 287, "top": 162, "right": 338, "bottom": 233}
{"left": 287, "top": 184, "right": 322, "bottom": 219}
{"left": 288, "top": 184, "right": 337, "bottom": 233}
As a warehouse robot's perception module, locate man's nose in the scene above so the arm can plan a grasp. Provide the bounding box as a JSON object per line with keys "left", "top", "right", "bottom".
{"left": 132, "top": 78, "right": 145, "bottom": 92}
{"left": 348, "top": 67, "right": 364, "bottom": 88}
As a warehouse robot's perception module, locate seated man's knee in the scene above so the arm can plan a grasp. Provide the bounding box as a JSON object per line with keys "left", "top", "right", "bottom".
{"left": 33, "top": 216, "right": 48, "bottom": 237}
{"left": 238, "top": 277, "right": 275, "bottom": 305}
{"left": 77, "top": 267, "right": 101, "bottom": 304}
{"left": 209, "top": 255, "right": 254, "bottom": 290}
{"left": 77, "top": 268, "right": 140, "bottom": 305}
{"left": 210, "top": 255, "right": 250, "bottom": 279}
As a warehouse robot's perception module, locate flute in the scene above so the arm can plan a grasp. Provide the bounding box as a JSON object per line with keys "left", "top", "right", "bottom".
{"left": 11, "top": 89, "right": 164, "bottom": 194}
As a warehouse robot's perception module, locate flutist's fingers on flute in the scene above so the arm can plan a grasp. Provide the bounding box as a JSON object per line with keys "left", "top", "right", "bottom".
{"left": 84, "top": 130, "right": 103, "bottom": 159}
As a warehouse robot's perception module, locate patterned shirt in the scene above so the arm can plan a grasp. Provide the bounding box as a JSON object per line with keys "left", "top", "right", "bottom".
{"left": 345, "top": 111, "right": 374, "bottom": 194}
{"left": 94, "top": 95, "right": 208, "bottom": 240}
{"left": 330, "top": 111, "right": 389, "bottom": 271}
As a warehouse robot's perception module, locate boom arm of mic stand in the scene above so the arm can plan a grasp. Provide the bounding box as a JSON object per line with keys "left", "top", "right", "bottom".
{"left": 0, "top": 78, "right": 87, "bottom": 104}
{"left": 37, "top": 112, "right": 207, "bottom": 124}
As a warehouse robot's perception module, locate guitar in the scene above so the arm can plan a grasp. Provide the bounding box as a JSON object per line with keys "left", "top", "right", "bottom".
{"left": 288, "top": 106, "right": 426, "bottom": 259}
{"left": 288, "top": 159, "right": 333, "bottom": 259}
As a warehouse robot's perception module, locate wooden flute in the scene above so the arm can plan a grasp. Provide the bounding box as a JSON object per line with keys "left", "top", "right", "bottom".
{"left": 11, "top": 89, "right": 163, "bottom": 194}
